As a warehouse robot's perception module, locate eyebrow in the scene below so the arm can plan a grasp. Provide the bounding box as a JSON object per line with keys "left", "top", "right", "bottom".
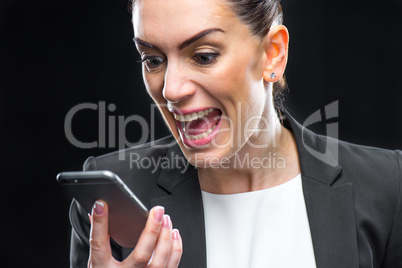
{"left": 133, "top": 28, "right": 224, "bottom": 51}
{"left": 133, "top": 37, "right": 160, "bottom": 50}
{"left": 178, "top": 28, "right": 224, "bottom": 50}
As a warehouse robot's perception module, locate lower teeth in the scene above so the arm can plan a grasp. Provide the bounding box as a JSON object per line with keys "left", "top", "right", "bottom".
{"left": 184, "top": 124, "right": 217, "bottom": 140}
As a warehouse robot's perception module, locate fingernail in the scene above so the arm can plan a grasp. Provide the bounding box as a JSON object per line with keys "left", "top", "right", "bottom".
{"left": 153, "top": 206, "right": 164, "bottom": 222}
{"left": 162, "top": 214, "right": 171, "bottom": 228}
{"left": 172, "top": 229, "right": 180, "bottom": 240}
{"left": 93, "top": 201, "right": 105, "bottom": 216}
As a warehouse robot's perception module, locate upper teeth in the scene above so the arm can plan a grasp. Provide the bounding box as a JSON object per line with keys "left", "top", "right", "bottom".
{"left": 174, "top": 108, "right": 214, "bottom": 122}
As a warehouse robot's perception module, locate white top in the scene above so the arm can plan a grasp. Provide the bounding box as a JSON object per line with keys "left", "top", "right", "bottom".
{"left": 201, "top": 174, "right": 317, "bottom": 268}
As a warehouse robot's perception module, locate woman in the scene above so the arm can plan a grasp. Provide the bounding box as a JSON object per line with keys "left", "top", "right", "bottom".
{"left": 69, "top": 0, "right": 402, "bottom": 267}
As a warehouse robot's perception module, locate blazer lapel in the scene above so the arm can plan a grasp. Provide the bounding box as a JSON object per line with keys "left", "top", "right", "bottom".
{"left": 302, "top": 177, "right": 359, "bottom": 267}
{"left": 285, "top": 112, "right": 359, "bottom": 268}
{"left": 150, "top": 144, "right": 207, "bottom": 268}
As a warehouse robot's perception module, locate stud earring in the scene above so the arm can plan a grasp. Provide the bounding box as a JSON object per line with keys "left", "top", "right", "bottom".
{"left": 270, "top": 72, "right": 277, "bottom": 79}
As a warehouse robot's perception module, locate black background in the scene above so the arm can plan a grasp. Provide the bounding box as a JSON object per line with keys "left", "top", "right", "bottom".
{"left": 1, "top": 0, "right": 401, "bottom": 266}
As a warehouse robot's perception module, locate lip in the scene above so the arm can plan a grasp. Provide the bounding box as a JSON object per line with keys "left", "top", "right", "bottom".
{"left": 172, "top": 107, "right": 222, "bottom": 147}
{"left": 169, "top": 107, "right": 212, "bottom": 115}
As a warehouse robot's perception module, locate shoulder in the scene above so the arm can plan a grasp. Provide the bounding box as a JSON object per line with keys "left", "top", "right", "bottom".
{"left": 306, "top": 129, "right": 402, "bottom": 199}
{"left": 284, "top": 110, "right": 401, "bottom": 189}
{"left": 338, "top": 140, "right": 401, "bottom": 212}
{"left": 335, "top": 139, "right": 401, "bottom": 187}
{"left": 334, "top": 136, "right": 401, "bottom": 170}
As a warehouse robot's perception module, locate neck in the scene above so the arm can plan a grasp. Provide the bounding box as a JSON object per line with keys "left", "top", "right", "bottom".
{"left": 198, "top": 110, "right": 300, "bottom": 194}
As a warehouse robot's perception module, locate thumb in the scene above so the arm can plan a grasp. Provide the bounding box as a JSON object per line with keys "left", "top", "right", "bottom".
{"left": 89, "top": 200, "right": 113, "bottom": 267}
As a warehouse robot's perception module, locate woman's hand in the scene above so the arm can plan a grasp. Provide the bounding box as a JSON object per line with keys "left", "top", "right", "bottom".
{"left": 88, "top": 201, "right": 183, "bottom": 268}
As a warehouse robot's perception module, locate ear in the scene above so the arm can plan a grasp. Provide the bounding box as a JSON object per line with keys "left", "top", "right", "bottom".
{"left": 262, "top": 25, "right": 289, "bottom": 82}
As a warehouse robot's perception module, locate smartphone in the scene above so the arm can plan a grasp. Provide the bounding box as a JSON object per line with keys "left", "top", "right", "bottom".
{"left": 57, "top": 170, "right": 148, "bottom": 248}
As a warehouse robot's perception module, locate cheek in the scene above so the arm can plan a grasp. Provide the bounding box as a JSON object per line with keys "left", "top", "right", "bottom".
{"left": 210, "top": 55, "right": 266, "bottom": 138}
{"left": 217, "top": 45, "right": 262, "bottom": 96}
{"left": 144, "top": 72, "right": 166, "bottom": 104}
{"left": 203, "top": 60, "right": 250, "bottom": 102}
{"left": 208, "top": 58, "right": 260, "bottom": 115}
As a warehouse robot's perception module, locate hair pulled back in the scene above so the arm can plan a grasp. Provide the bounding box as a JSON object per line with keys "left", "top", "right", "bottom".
{"left": 226, "top": 0, "right": 286, "bottom": 109}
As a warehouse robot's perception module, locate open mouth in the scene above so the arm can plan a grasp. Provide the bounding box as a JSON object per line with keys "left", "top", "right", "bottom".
{"left": 173, "top": 108, "right": 222, "bottom": 142}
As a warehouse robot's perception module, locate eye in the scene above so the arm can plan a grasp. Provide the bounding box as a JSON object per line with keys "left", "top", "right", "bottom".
{"left": 193, "top": 53, "right": 219, "bottom": 65}
{"left": 139, "top": 56, "right": 166, "bottom": 70}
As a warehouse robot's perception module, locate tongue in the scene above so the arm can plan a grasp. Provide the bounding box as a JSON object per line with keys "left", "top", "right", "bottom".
{"left": 184, "top": 109, "right": 221, "bottom": 136}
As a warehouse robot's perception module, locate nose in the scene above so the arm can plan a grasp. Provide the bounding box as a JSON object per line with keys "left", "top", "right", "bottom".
{"left": 162, "top": 62, "right": 196, "bottom": 103}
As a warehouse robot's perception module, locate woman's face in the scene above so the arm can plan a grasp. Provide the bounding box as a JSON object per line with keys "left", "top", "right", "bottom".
{"left": 133, "top": 0, "right": 272, "bottom": 167}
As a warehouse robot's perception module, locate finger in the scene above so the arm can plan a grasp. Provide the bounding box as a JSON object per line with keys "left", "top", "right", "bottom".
{"left": 89, "top": 200, "right": 113, "bottom": 266}
{"left": 148, "top": 215, "right": 173, "bottom": 267}
{"left": 167, "top": 229, "right": 183, "bottom": 268}
{"left": 125, "top": 206, "right": 165, "bottom": 267}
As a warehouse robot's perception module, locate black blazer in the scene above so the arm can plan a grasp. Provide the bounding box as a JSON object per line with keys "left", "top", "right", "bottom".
{"left": 69, "top": 112, "right": 402, "bottom": 268}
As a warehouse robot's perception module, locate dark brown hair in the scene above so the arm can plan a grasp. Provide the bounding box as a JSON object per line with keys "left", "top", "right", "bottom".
{"left": 128, "top": 0, "right": 287, "bottom": 109}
